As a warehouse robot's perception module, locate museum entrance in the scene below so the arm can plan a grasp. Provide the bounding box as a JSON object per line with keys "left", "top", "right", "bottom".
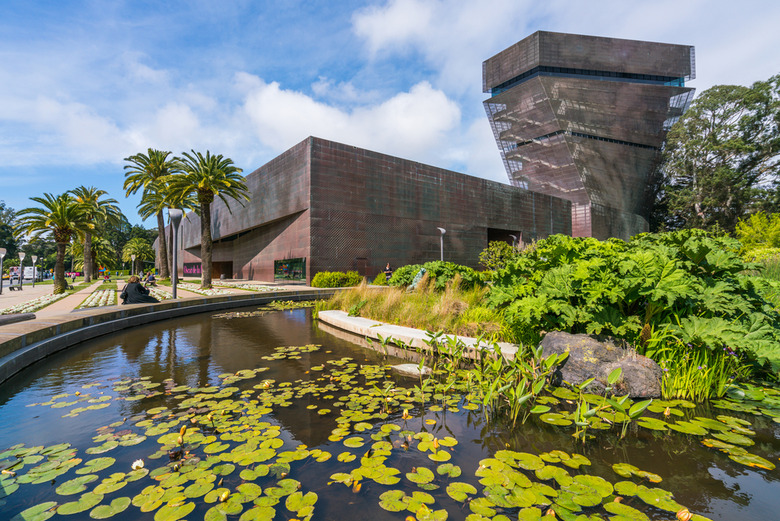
{"left": 212, "top": 261, "right": 233, "bottom": 280}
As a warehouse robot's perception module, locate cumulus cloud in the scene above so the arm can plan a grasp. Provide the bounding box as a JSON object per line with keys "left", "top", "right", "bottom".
{"left": 239, "top": 72, "right": 461, "bottom": 163}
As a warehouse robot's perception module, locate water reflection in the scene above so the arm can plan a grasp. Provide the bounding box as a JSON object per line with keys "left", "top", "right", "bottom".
{"left": 0, "top": 307, "right": 777, "bottom": 521}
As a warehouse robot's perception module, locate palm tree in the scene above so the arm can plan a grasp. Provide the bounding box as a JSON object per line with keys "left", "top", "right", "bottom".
{"left": 123, "top": 149, "right": 182, "bottom": 279}
{"left": 68, "top": 236, "right": 117, "bottom": 273}
{"left": 136, "top": 179, "right": 197, "bottom": 279}
{"left": 16, "top": 193, "right": 89, "bottom": 293}
{"left": 166, "top": 150, "right": 250, "bottom": 288}
{"left": 70, "top": 186, "right": 121, "bottom": 283}
{"left": 122, "top": 237, "right": 155, "bottom": 275}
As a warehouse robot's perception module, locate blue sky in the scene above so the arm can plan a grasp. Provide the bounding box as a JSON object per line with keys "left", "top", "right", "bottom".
{"left": 2, "top": 0, "right": 779, "bottom": 227}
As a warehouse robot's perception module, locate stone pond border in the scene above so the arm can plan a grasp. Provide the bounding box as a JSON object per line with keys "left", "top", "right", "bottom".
{"left": 0, "top": 289, "right": 338, "bottom": 385}
{"left": 316, "top": 310, "right": 518, "bottom": 360}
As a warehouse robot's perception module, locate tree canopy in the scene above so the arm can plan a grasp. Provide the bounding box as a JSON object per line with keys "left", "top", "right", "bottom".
{"left": 654, "top": 74, "right": 780, "bottom": 232}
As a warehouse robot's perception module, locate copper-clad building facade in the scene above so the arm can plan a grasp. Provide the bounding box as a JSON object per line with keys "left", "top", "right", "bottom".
{"left": 483, "top": 31, "right": 695, "bottom": 239}
{"left": 172, "top": 137, "right": 571, "bottom": 283}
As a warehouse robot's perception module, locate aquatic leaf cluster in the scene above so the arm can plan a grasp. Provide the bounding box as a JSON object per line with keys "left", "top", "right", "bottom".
{"left": 1, "top": 340, "right": 776, "bottom": 520}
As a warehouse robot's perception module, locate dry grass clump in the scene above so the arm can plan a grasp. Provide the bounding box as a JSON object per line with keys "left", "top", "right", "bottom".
{"left": 316, "top": 275, "right": 510, "bottom": 341}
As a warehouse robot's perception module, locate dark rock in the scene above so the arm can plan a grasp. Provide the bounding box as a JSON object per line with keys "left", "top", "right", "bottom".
{"left": 540, "top": 331, "right": 662, "bottom": 398}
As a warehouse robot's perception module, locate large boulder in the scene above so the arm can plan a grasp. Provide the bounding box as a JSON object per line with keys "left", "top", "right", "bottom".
{"left": 539, "top": 331, "right": 662, "bottom": 398}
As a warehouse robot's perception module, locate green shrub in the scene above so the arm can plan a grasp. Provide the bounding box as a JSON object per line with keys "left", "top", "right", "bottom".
{"left": 488, "top": 230, "right": 780, "bottom": 393}
{"left": 311, "top": 270, "right": 363, "bottom": 288}
{"left": 372, "top": 272, "right": 389, "bottom": 285}
{"left": 479, "top": 240, "right": 520, "bottom": 270}
{"left": 388, "top": 261, "right": 483, "bottom": 290}
{"left": 388, "top": 264, "right": 423, "bottom": 287}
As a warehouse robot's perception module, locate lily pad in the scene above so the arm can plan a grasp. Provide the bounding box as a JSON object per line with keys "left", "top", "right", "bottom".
{"left": 10, "top": 501, "right": 58, "bottom": 521}
{"left": 56, "top": 475, "right": 99, "bottom": 496}
{"left": 89, "top": 497, "right": 131, "bottom": 519}
{"left": 379, "top": 490, "right": 406, "bottom": 512}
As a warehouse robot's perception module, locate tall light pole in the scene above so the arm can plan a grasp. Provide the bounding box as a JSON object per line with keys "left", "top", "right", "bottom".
{"left": 131, "top": 254, "right": 136, "bottom": 277}
{"left": 509, "top": 234, "right": 517, "bottom": 249}
{"left": 168, "top": 208, "right": 183, "bottom": 300}
{"left": 18, "top": 251, "right": 25, "bottom": 290}
{"left": 31, "top": 255, "right": 38, "bottom": 288}
{"left": 0, "top": 247, "right": 6, "bottom": 295}
{"left": 436, "top": 227, "right": 446, "bottom": 262}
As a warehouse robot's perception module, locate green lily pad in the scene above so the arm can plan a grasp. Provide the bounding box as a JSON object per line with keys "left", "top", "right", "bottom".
{"left": 337, "top": 452, "right": 356, "bottom": 463}
{"left": 58, "top": 492, "right": 105, "bottom": 515}
{"left": 10, "top": 501, "right": 57, "bottom": 521}
{"left": 154, "top": 501, "right": 195, "bottom": 520}
{"left": 636, "top": 417, "right": 668, "bottom": 431}
{"left": 89, "top": 497, "right": 131, "bottom": 519}
{"left": 668, "top": 421, "right": 708, "bottom": 436}
{"left": 727, "top": 452, "right": 776, "bottom": 470}
{"left": 285, "top": 491, "right": 317, "bottom": 513}
{"left": 635, "top": 486, "right": 683, "bottom": 512}
{"left": 710, "top": 431, "right": 754, "bottom": 447}
{"left": 469, "top": 497, "right": 497, "bottom": 517}
{"left": 56, "top": 475, "right": 99, "bottom": 496}
{"left": 603, "top": 501, "right": 650, "bottom": 520}
{"left": 614, "top": 481, "right": 638, "bottom": 496}
{"left": 238, "top": 505, "right": 275, "bottom": 521}
{"left": 428, "top": 450, "right": 451, "bottom": 462}
{"left": 574, "top": 474, "right": 613, "bottom": 497}
{"left": 379, "top": 490, "right": 406, "bottom": 512}
{"left": 436, "top": 463, "right": 461, "bottom": 477}
{"left": 539, "top": 412, "right": 572, "bottom": 426}
{"left": 406, "top": 467, "right": 435, "bottom": 484}
{"left": 343, "top": 437, "right": 365, "bottom": 448}
{"left": 446, "top": 482, "right": 477, "bottom": 502}
{"left": 76, "top": 457, "right": 115, "bottom": 475}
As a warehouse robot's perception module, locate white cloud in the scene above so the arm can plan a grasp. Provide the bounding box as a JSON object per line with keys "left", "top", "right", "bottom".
{"left": 239, "top": 73, "right": 461, "bottom": 163}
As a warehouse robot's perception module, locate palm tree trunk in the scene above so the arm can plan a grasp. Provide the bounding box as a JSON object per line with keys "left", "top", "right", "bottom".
{"left": 54, "top": 242, "right": 68, "bottom": 294}
{"left": 83, "top": 233, "right": 92, "bottom": 282}
{"left": 156, "top": 211, "right": 170, "bottom": 279}
{"left": 201, "top": 201, "right": 212, "bottom": 288}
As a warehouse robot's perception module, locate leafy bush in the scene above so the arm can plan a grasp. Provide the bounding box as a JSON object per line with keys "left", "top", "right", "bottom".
{"left": 388, "top": 264, "right": 423, "bottom": 287}
{"left": 479, "top": 241, "right": 520, "bottom": 270}
{"left": 736, "top": 212, "right": 780, "bottom": 251}
{"left": 310, "top": 270, "right": 363, "bottom": 288}
{"left": 388, "top": 261, "right": 482, "bottom": 290}
{"left": 488, "top": 230, "right": 780, "bottom": 388}
{"left": 372, "top": 272, "right": 389, "bottom": 285}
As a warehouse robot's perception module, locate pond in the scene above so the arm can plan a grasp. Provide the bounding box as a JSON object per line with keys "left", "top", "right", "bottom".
{"left": 0, "top": 306, "right": 777, "bottom": 521}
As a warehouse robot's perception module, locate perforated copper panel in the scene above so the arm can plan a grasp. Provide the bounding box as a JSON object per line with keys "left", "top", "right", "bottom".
{"left": 483, "top": 31, "right": 695, "bottom": 239}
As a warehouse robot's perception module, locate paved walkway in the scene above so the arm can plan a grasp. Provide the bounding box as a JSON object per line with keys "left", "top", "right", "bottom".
{"left": 1, "top": 277, "right": 313, "bottom": 324}
{"left": 36, "top": 281, "right": 107, "bottom": 318}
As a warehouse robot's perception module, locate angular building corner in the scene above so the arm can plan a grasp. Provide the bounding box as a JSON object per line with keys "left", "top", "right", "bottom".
{"left": 483, "top": 31, "right": 695, "bottom": 239}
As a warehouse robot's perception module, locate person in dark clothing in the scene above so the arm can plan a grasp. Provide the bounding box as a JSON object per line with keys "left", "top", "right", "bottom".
{"left": 384, "top": 263, "right": 393, "bottom": 282}
{"left": 120, "top": 275, "right": 159, "bottom": 304}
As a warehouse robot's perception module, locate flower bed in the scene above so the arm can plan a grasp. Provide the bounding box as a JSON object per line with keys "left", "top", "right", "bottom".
{"left": 148, "top": 287, "right": 175, "bottom": 300}
{"left": 178, "top": 282, "right": 232, "bottom": 296}
{"left": 0, "top": 293, "right": 68, "bottom": 315}
{"left": 76, "top": 289, "right": 117, "bottom": 309}
{"left": 214, "top": 281, "right": 274, "bottom": 291}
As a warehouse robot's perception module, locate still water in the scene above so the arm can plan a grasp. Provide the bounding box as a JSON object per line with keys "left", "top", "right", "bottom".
{"left": 0, "top": 307, "right": 777, "bottom": 520}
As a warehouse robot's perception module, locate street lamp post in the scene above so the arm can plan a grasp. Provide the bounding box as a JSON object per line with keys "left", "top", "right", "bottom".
{"left": 31, "top": 255, "right": 38, "bottom": 288}
{"left": 436, "top": 227, "right": 446, "bottom": 262}
{"left": 168, "top": 208, "right": 183, "bottom": 300}
{"left": 18, "top": 252, "right": 25, "bottom": 290}
{"left": 131, "top": 254, "right": 136, "bottom": 277}
{"left": 0, "top": 247, "right": 6, "bottom": 295}
{"left": 509, "top": 234, "right": 517, "bottom": 249}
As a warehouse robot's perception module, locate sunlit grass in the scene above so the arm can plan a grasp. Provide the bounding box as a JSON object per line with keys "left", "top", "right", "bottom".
{"left": 316, "top": 275, "right": 511, "bottom": 341}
